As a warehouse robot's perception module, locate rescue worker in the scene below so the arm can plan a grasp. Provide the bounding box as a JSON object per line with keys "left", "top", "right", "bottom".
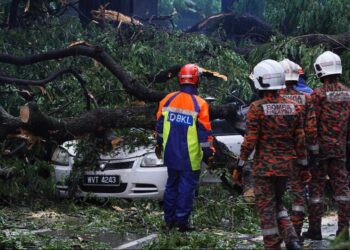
{"left": 303, "top": 51, "right": 350, "bottom": 240}
{"left": 294, "top": 68, "right": 313, "bottom": 95}
{"left": 155, "top": 64, "right": 214, "bottom": 232}
{"left": 279, "top": 59, "right": 318, "bottom": 239}
{"left": 238, "top": 59, "right": 307, "bottom": 250}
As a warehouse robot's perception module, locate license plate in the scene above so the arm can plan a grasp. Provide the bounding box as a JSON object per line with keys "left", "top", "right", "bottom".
{"left": 83, "top": 175, "right": 120, "bottom": 186}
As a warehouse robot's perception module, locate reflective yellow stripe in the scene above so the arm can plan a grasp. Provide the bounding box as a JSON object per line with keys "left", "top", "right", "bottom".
{"left": 187, "top": 114, "right": 202, "bottom": 171}
{"left": 162, "top": 111, "right": 171, "bottom": 158}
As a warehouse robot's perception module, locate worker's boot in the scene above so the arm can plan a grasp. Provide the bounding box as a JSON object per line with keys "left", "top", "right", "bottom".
{"left": 302, "top": 228, "right": 322, "bottom": 240}
{"left": 178, "top": 224, "right": 196, "bottom": 232}
{"left": 285, "top": 241, "right": 302, "bottom": 250}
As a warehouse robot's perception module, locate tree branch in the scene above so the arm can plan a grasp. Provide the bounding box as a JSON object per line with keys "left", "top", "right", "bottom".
{"left": 0, "top": 67, "right": 98, "bottom": 110}
{"left": 0, "top": 44, "right": 239, "bottom": 121}
{"left": 18, "top": 102, "right": 156, "bottom": 143}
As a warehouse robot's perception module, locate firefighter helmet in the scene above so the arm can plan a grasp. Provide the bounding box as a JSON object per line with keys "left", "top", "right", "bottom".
{"left": 279, "top": 59, "right": 300, "bottom": 81}
{"left": 249, "top": 59, "right": 286, "bottom": 90}
{"left": 314, "top": 51, "right": 342, "bottom": 78}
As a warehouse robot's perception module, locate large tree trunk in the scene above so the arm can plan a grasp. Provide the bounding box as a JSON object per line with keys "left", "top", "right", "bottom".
{"left": 221, "top": 0, "right": 236, "bottom": 12}
{"left": 187, "top": 13, "right": 275, "bottom": 43}
{"left": 8, "top": 0, "right": 20, "bottom": 28}
{"left": 0, "top": 43, "right": 241, "bottom": 144}
{"left": 18, "top": 102, "right": 156, "bottom": 143}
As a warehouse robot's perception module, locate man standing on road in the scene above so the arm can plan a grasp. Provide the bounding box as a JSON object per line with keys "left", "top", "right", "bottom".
{"left": 155, "top": 64, "right": 214, "bottom": 232}
{"left": 303, "top": 51, "right": 350, "bottom": 240}
{"left": 238, "top": 59, "right": 307, "bottom": 249}
{"left": 279, "top": 59, "right": 318, "bottom": 240}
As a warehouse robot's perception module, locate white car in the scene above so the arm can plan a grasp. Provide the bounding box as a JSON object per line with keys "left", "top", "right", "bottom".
{"left": 52, "top": 120, "right": 244, "bottom": 199}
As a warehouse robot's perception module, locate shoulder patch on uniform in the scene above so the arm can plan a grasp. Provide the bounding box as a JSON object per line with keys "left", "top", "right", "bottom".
{"left": 326, "top": 91, "right": 350, "bottom": 102}
{"left": 262, "top": 103, "right": 296, "bottom": 116}
{"left": 281, "top": 95, "right": 306, "bottom": 105}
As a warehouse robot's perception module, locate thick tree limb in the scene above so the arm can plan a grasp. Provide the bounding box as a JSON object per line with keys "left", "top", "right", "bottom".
{"left": 0, "top": 107, "right": 25, "bottom": 139}
{"left": 18, "top": 102, "right": 156, "bottom": 143}
{"left": 146, "top": 64, "right": 182, "bottom": 85}
{"left": 0, "top": 44, "right": 242, "bottom": 144}
{"left": 0, "top": 44, "right": 165, "bottom": 102}
{"left": 0, "top": 67, "right": 98, "bottom": 110}
{"left": 0, "top": 44, "right": 238, "bottom": 118}
{"left": 295, "top": 33, "right": 350, "bottom": 54}
{"left": 7, "top": 0, "right": 20, "bottom": 28}
{"left": 187, "top": 13, "right": 275, "bottom": 43}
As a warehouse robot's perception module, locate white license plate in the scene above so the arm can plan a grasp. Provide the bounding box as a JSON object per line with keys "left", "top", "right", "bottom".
{"left": 83, "top": 175, "right": 120, "bottom": 186}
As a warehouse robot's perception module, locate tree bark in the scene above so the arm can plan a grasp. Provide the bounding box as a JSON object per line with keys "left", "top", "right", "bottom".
{"left": 0, "top": 43, "right": 239, "bottom": 115}
{"left": 8, "top": 0, "right": 20, "bottom": 28}
{"left": 187, "top": 13, "right": 275, "bottom": 43}
{"left": 18, "top": 102, "right": 156, "bottom": 143}
{"left": 0, "top": 44, "right": 241, "bottom": 143}
{"left": 0, "top": 107, "right": 25, "bottom": 139}
{"left": 295, "top": 33, "right": 350, "bottom": 54}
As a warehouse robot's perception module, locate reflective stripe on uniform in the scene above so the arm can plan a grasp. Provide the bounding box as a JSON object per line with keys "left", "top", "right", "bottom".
{"left": 277, "top": 210, "right": 288, "bottom": 218}
{"left": 262, "top": 227, "right": 279, "bottom": 236}
{"left": 162, "top": 106, "right": 198, "bottom": 117}
{"left": 187, "top": 114, "right": 202, "bottom": 171}
{"left": 334, "top": 196, "right": 350, "bottom": 202}
{"left": 297, "top": 159, "right": 308, "bottom": 166}
{"left": 292, "top": 205, "right": 305, "bottom": 213}
{"left": 310, "top": 197, "right": 323, "bottom": 204}
{"left": 308, "top": 144, "right": 319, "bottom": 153}
{"left": 200, "top": 142, "right": 211, "bottom": 148}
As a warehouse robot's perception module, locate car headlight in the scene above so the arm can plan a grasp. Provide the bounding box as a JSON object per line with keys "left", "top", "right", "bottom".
{"left": 51, "top": 147, "right": 70, "bottom": 166}
{"left": 141, "top": 153, "right": 164, "bottom": 167}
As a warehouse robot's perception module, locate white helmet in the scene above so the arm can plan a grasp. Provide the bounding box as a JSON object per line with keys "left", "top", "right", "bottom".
{"left": 314, "top": 51, "right": 342, "bottom": 78}
{"left": 249, "top": 59, "right": 286, "bottom": 90}
{"left": 279, "top": 59, "right": 301, "bottom": 81}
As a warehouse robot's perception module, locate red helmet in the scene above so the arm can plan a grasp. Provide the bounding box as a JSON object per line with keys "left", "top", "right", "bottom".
{"left": 178, "top": 64, "right": 200, "bottom": 85}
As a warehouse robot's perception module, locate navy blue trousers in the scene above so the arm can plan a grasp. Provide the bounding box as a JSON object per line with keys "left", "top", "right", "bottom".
{"left": 163, "top": 168, "right": 200, "bottom": 226}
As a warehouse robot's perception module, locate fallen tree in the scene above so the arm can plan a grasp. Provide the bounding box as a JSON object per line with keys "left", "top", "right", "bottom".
{"left": 0, "top": 43, "right": 241, "bottom": 145}
{"left": 295, "top": 33, "right": 350, "bottom": 54}
{"left": 187, "top": 13, "right": 275, "bottom": 43}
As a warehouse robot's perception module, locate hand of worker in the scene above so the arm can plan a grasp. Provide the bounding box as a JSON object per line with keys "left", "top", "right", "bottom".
{"left": 155, "top": 144, "right": 163, "bottom": 159}
{"left": 300, "top": 169, "right": 312, "bottom": 184}
{"left": 206, "top": 156, "right": 215, "bottom": 169}
{"left": 232, "top": 159, "right": 245, "bottom": 186}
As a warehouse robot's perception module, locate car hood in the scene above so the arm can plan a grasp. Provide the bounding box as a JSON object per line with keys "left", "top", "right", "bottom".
{"left": 61, "top": 141, "right": 155, "bottom": 160}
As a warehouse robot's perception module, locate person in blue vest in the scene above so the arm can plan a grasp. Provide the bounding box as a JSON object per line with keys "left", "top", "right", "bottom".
{"left": 294, "top": 67, "right": 313, "bottom": 95}
{"left": 155, "top": 64, "right": 215, "bottom": 232}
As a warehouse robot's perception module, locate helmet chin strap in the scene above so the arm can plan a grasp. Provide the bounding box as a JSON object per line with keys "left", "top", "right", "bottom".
{"left": 258, "top": 76, "right": 271, "bottom": 88}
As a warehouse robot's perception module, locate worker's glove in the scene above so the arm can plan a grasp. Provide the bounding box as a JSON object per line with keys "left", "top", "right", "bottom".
{"left": 232, "top": 159, "right": 245, "bottom": 186}
{"left": 298, "top": 162, "right": 311, "bottom": 184}
{"left": 155, "top": 144, "right": 163, "bottom": 159}
{"left": 205, "top": 156, "right": 215, "bottom": 169}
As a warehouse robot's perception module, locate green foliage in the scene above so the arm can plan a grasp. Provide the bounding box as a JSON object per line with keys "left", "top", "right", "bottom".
{"left": 264, "top": 0, "right": 350, "bottom": 35}
{"left": 331, "top": 230, "right": 350, "bottom": 249}
{"left": 0, "top": 158, "right": 55, "bottom": 203}
{"left": 0, "top": 16, "right": 252, "bottom": 113}
{"left": 233, "top": 0, "right": 266, "bottom": 18}
{"left": 248, "top": 36, "right": 350, "bottom": 88}
{"left": 158, "top": 0, "right": 221, "bottom": 17}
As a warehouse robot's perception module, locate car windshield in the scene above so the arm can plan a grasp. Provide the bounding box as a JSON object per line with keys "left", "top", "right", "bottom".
{"left": 211, "top": 119, "right": 240, "bottom": 136}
